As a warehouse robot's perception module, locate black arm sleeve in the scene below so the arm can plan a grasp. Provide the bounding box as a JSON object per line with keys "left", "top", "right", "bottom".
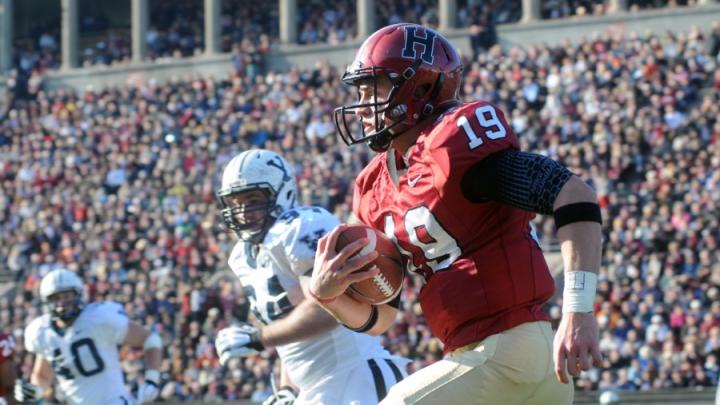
{"left": 461, "top": 150, "right": 573, "bottom": 215}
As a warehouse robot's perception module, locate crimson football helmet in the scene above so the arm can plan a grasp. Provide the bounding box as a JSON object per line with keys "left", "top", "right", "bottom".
{"left": 335, "top": 23, "right": 463, "bottom": 151}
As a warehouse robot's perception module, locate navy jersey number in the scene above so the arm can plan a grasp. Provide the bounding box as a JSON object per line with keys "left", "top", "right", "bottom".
{"left": 244, "top": 274, "right": 294, "bottom": 325}
{"left": 52, "top": 338, "right": 105, "bottom": 380}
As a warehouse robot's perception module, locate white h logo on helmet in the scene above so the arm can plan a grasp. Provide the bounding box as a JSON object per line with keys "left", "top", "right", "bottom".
{"left": 402, "top": 26, "right": 436, "bottom": 64}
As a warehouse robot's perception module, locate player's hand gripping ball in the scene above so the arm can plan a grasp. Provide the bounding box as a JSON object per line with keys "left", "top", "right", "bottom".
{"left": 335, "top": 225, "right": 405, "bottom": 304}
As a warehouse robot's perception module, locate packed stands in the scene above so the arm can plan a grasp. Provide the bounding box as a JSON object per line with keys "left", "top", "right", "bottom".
{"left": 1, "top": 5, "right": 719, "bottom": 403}
{"left": 9, "top": 0, "right": 697, "bottom": 73}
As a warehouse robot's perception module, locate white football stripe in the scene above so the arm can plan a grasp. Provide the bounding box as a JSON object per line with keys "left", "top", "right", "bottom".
{"left": 357, "top": 228, "right": 377, "bottom": 257}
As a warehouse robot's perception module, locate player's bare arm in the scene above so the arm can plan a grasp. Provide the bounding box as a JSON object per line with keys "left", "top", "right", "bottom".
{"left": 277, "top": 361, "right": 295, "bottom": 389}
{"left": 258, "top": 291, "right": 339, "bottom": 347}
{"left": 217, "top": 275, "right": 341, "bottom": 355}
{"left": 29, "top": 357, "right": 53, "bottom": 390}
{"left": 309, "top": 224, "right": 398, "bottom": 336}
{"left": 123, "top": 321, "right": 162, "bottom": 402}
{"left": 552, "top": 176, "right": 603, "bottom": 384}
{"left": 123, "top": 321, "right": 162, "bottom": 371}
{"left": 310, "top": 293, "right": 398, "bottom": 337}
{"left": 14, "top": 356, "right": 52, "bottom": 404}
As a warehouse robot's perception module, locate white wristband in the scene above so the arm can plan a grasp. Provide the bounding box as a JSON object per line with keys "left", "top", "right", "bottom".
{"left": 562, "top": 271, "right": 597, "bottom": 313}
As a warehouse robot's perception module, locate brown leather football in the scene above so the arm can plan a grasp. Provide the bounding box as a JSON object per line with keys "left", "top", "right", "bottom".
{"left": 335, "top": 225, "right": 405, "bottom": 305}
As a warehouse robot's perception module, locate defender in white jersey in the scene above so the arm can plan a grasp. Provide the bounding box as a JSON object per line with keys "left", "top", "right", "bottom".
{"left": 15, "top": 269, "right": 162, "bottom": 405}
{"left": 214, "top": 149, "right": 408, "bottom": 405}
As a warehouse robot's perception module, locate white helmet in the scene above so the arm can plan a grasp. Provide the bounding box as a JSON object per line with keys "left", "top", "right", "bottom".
{"left": 217, "top": 149, "right": 298, "bottom": 243}
{"left": 40, "top": 269, "right": 85, "bottom": 322}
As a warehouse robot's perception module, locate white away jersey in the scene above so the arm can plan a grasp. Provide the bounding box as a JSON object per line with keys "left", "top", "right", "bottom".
{"left": 24, "top": 301, "right": 133, "bottom": 405}
{"left": 228, "top": 206, "right": 393, "bottom": 390}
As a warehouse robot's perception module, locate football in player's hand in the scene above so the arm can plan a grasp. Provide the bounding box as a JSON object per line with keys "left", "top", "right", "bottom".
{"left": 335, "top": 225, "right": 405, "bottom": 305}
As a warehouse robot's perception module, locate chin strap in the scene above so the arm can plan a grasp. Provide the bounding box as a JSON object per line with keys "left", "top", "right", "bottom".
{"left": 368, "top": 132, "right": 393, "bottom": 152}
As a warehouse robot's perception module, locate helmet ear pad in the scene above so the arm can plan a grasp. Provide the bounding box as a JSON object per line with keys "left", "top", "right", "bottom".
{"left": 387, "top": 77, "right": 438, "bottom": 125}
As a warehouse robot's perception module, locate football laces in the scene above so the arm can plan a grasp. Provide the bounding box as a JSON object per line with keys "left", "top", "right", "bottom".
{"left": 372, "top": 271, "right": 395, "bottom": 297}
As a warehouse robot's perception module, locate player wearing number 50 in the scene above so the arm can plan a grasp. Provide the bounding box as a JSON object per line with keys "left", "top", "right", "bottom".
{"left": 15, "top": 269, "right": 162, "bottom": 405}
{"left": 214, "top": 150, "right": 407, "bottom": 405}
{"left": 311, "top": 23, "right": 603, "bottom": 404}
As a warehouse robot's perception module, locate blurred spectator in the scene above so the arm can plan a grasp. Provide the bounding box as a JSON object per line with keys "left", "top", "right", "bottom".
{"left": 710, "top": 21, "right": 720, "bottom": 59}
{"left": 469, "top": 17, "right": 498, "bottom": 61}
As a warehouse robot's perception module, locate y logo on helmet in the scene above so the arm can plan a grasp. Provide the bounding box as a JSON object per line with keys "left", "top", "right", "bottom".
{"left": 266, "top": 156, "right": 292, "bottom": 183}
{"left": 402, "top": 26, "right": 436, "bottom": 64}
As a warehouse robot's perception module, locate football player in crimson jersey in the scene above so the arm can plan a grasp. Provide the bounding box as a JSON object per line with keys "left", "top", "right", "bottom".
{"left": 309, "top": 23, "right": 603, "bottom": 404}
{"left": 0, "top": 331, "right": 17, "bottom": 405}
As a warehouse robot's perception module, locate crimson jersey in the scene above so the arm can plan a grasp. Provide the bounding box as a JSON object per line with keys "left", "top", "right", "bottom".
{"left": 0, "top": 332, "right": 15, "bottom": 397}
{"left": 353, "top": 100, "right": 555, "bottom": 353}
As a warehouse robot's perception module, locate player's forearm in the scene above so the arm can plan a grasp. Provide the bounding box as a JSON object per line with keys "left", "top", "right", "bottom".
{"left": 30, "top": 372, "right": 52, "bottom": 390}
{"left": 554, "top": 176, "right": 602, "bottom": 276}
{"left": 317, "top": 294, "right": 396, "bottom": 336}
{"left": 553, "top": 176, "right": 602, "bottom": 314}
{"left": 260, "top": 299, "right": 338, "bottom": 347}
{"left": 278, "top": 362, "right": 295, "bottom": 389}
{"left": 557, "top": 222, "right": 601, "bottom": 275}
{"left": 143, "top": 347, "right": 161, "bottom": 372}
{"left": 30, "top": 358, "right": 53, "bottom": 390}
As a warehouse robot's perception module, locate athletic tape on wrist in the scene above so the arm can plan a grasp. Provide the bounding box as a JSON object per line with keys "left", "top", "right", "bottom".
{"left": 562, "top": 271, "right": 597, "bottom": 313}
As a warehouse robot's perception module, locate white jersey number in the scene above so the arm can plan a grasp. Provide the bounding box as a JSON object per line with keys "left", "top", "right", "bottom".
{"left": 386, "top": 207, "right": 461, "bottom": 273}
{"left": 457, "top": 104, "right": 507, "bottom": 149}
{"left": 384, "top": 215, "right": 421, "bottom": 274}
{"left": 244, "top": 271, "right": 293, "bottom": 325}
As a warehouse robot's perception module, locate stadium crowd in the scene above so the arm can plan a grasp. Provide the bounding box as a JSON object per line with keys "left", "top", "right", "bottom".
{"left": 12, "top": 0, "right": 698, "bottom": 74}
{"left": 1, "top": 17, "right": 720, "bottom": 403}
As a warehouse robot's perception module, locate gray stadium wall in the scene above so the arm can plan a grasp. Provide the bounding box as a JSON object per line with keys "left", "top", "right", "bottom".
{"left": 34, "top": 4, "right": 720, "bottom": 92}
